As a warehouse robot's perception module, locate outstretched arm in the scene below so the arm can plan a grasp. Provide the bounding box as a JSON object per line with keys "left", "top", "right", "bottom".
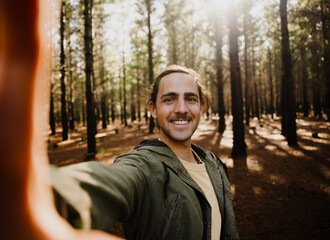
{"left": 0, "top": 1, "right": 121, "bottom": 239}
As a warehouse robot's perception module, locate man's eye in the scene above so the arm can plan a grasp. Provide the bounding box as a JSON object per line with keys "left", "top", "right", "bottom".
{"left": 164, "top": 98, "right": 174, "bottom": 102}
{"left": 187, "top": 97, "right": 197, "bottom": 102}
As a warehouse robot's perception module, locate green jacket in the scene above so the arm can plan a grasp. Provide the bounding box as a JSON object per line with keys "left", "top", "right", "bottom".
{"left": 51, "top": 139, "right": 239, "bottom": 240}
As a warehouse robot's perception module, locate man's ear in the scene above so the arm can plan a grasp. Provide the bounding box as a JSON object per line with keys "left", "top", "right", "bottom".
{"left": 149, "top": 101, "right": 157, "bottom": 118}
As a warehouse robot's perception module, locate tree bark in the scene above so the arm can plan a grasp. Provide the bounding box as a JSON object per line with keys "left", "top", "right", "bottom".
{"left": 100, "top": 49, "right": 107, "bottom": 129}
{"left": 227, "top": 2, "right": 247, "bottom": 158}
{"left": 60, "top": 1, "right": 68, "bottom": 141}
{"left": 214, "top": 15, "right": 226, "bottom": 133}
{"left": 49, "top": 78, "right": 56, "bottom": 135}
{"left": 123, "top": 54, "right": 128, "bottom": 127}
{"left": 137, "top": 70, "right": 141, "bottom": 122}
{"left": 321, "top": 0, "right": 330, "bottom": 121}
{"left": 274, "top": 49, "right": 281, "bottom": 116}
{"left": 243, "top": 20, "right": 250, "bottom": 126}
{"left": 84, "top": 0, "right": 97, "bottom": 156}
{"left": 131, "top": 79, "right": 136, "bottom": 122}
{"left": 280, "top": 0, "right": 297, "bottom": 146}
{"left": 110, "top": 77, "right": 115, "bottom": 123}
{"left": 300, "top": 45, "right": 309, "bottom": 117}
{"left": 252, "top": 47, "right": 259, "bottom": 119}
{"left": 68, "top": 41, "right": 75, "bottom": 131}
{"left": 147, "top": 0, "right": 155, "bottom": 134}
{"left": 310, "top": 23, "right": 322, "bottom": 118}
{"left": 268, "top": 48, "right": 274, "bottom": 118}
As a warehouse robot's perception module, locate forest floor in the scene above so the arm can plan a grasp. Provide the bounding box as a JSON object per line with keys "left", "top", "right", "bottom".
{"left": 48, "top": 115, "right": 330, "bottom": 240}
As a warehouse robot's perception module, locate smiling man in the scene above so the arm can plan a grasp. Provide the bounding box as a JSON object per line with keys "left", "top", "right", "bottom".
{"left": 52, "top": 65, "right": 239, "bottom": 240}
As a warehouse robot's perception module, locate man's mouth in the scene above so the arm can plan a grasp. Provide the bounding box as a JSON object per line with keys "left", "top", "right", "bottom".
{"left": 171, "top": 120, "right": 189, "bottom": 125}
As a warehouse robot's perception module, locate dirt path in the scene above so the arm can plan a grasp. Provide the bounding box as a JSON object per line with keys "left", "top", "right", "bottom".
{"left": 48, "top": 116, "right": 330, "bottom": 240}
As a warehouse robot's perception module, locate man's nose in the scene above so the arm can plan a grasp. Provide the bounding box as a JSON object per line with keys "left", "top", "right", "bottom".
{"left": 174, "top": 98, "right": 188, "bottom": 114}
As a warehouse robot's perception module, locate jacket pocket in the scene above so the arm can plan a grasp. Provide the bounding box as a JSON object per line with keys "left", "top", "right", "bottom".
{"left": 161, "top": 193, "right": 183, "bottom": 240}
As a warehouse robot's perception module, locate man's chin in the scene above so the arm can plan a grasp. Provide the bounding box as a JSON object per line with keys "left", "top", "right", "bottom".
{"left": 167, "top": 133, "right": 192, "bottom": 143}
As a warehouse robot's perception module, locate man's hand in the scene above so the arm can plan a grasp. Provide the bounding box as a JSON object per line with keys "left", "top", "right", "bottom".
{"left": 0, "top": 1, "right": 121, "bottom": 239}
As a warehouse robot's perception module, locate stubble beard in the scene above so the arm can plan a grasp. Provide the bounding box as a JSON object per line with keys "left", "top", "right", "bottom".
{"left": 159, "top": 119, "right": 200, "bottom": 144}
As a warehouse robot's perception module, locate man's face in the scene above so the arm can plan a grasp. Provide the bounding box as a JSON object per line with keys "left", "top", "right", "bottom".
{"left": 150, "top": 72, "right": 204, "bottom": 145}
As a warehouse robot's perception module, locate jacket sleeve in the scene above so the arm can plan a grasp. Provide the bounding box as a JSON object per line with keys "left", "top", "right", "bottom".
{"left": 50, "top": 156, "right": 148, "bottom": 232}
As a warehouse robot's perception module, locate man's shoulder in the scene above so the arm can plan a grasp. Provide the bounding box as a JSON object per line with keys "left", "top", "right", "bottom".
{"left": 114, "top": 139, "right": 174, "bottom": 164}
{"left": 134, "top": 139, "right": 168, "bottom": 150}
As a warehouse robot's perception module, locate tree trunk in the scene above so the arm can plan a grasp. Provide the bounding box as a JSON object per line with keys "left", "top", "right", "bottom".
{"left": 147, "top": 0, "right": 155, "bottom": 134}
{"left": 258, "top": 67, "right": 265, "bottom": 116}
{"left": 274, "top": 49, "right": 281, "bottom": 116}
{"left": 119, "top": 71, "right": 123, "bottom": 125}
{"left": 227, "top": 2, "right": 247, "bottom": 158}
{"left": 312, "top": 80, "right": 322, "bottom": 118}
{"left": 170, "top": 24, "right": 178, "bottom": 64}
{"left": 123, "top": 55, "right": 128, "bottom": 127}
{"left": 110, "top": 77, "right": 115, "bottom": 123}
{"left": 300, "top": 45, "right": 309, "bottom": 117}
{"left": 101, "top": 92, "right": 107, "bottom": 129}
{"left": 49, "top": 78, "right": 56, "bottom": 135}
{"left": 214, "top": 15, "right": 226, "bottom": 133}
{"left": 268, "top": 48, "right": 274, "bottom": 118}
{"left": 84, "top": 0, "right": 97, "bottom": 156}
{"left": 310, "top": 24, "right": 322, "bottom": 119}
{"left": 280, "top": 0, "right": 297, "bottom": 146}
{"left": 60, "top": 1, "right": 68, "bottom": 141}
{"left": 82, "top": 94, "right": 86, "bottom": 126}
{"left": 321, "top": 0, "right": 330, "bottom": 121}
{"left": 68, "top": 42, "right": 75, "bottom": 130}
{"left": 254, "top": 77, "right": 260, "bottom": 119}
{"left": 243, "top": 20, "right": 250, "bottom": 126}
{"left": 131, "top": 79, "right": 136, "bottom": 122}
{"left": 252, "top": 48, "right": 259, "bottom": 119}
{"left": 137, "top": 70, "right": 141, "bottom": 122}
{"left": 100, "top": 54, "right": 107, "bottom": 129}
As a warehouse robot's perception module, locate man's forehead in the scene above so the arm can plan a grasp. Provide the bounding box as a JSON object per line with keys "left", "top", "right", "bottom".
{"left": 158, "top": 72, "right": 199, "bottom": 93}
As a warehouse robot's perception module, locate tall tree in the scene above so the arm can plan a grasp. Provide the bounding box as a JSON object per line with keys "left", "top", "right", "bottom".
{"left": 274, "top": 48, "right": 281, "bottom": 116}
{"left": 310, "top": 21, "right": 323, "bottom": 118}
{"left": 268, "top": 48, "right": 275, "bottom": 118}
{"left": 122, "top": 53, "right": 128, "bottom": 127}
{"left": 227, "top": 2, "right": 247, "bottom": 158}
{"left": 320, "top": 0, "right": 330, "bottom": 121}
{"left": 136, "top": 68, "right": 141, "bottom": 122}
{"left": 49, "top": 74, "right": 56, "bottom": 135}
{"left": 280, "top": 0, "right": 297, "bottom": 146}
{"left": 164, "top": 0, "right": 179, "bottom": 64}
{"left": 241, "top": 0, "right": 254, "bottom": 126}
{"left": 214, "top": 12, "right": 226, "bottom": 133}
{"left": 84, "top": 0, "right": 97, "bottom": 156}
{"left": 146, "top": 0, "right": 155, "bottom": 134}
{"left": 68, "top": 41, "right": 75, "bottom": 130}
{"left": 299, "top": 35, "right": 309, "bottom": 117}
{"left": 100, "top": 43, "right": 107, "bottom": 129}
{"left": 252, "top": 46, "right": 260, "bottom": 119}
{"left": 243, "top": 19, "right": 250, "bottom": 126}
{"left": 110, "top": 76, "right": 115, "bottom": 123}
{"left": 60, "top": 0, "right": 68, "bottom": 141}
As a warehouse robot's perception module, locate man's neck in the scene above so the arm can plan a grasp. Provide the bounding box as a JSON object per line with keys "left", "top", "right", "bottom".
{"left": 159, "top": 135, "right": 198, "bottom": 164}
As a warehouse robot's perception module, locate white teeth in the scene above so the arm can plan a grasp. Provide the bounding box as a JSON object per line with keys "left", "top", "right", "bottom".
{"left": 172, "top": 120, "right": 188, "bottom": 125}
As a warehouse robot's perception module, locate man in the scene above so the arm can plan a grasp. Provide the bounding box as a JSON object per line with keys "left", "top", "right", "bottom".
{"left": 52, "top": 65, "right": 239, "bottom": 240}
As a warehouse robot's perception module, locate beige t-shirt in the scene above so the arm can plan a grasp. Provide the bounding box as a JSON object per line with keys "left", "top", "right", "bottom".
{"left": 179, "top": 151, "right": 221, "bottom": 240}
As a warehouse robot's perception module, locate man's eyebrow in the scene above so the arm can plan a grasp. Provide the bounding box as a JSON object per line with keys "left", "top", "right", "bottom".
{"left": 160, "top": 92, "right": 178, "bottom": 99}
{"left": 184, "top": 92, "right": 199, "bottom": 98}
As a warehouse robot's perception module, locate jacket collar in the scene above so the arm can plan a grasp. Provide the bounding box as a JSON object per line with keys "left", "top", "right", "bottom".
{"left": 134, "top": 139, "right": 207, "bottom": 159}
{"left": 134, "top": 139, "right": 209, "bottom": 192}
